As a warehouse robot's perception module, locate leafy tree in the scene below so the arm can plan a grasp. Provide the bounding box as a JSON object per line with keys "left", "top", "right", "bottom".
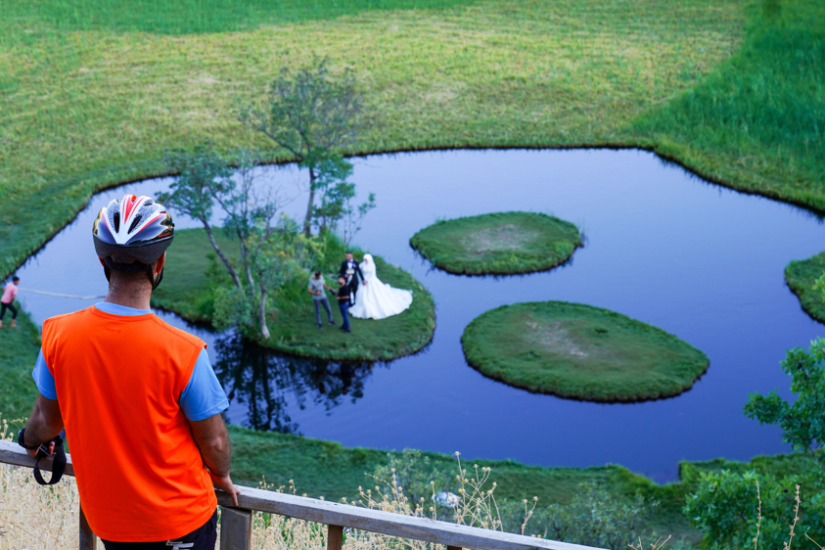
{"left": 744, "top": 338, "right": 825, "bottom": 472}
{"left": 162, "top": 145, "right": 316, "bottom": 339}
{"left": 214, "top": 214, "right": 323, "bottom": 339}
{"left": 684, "top": 469, "right": 825, "bottom": 550}
{"left": 238, "top": 56, "right": 367, "bottom": 235}
{"left": 158, "top": 144, "right": 241, "bottom": 288}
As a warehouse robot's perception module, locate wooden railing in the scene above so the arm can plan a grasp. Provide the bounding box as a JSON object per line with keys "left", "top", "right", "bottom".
{"left": 0, "top": 440, "right": 604, "bottom": 550}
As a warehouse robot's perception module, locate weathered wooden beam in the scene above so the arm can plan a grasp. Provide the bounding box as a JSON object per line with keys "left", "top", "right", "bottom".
{"left": 79, "top": 506, "right": 96, "bottom": 550}
{"left": 0, "top": 440, "right": 605, "bottom": 550}
{"left": 328, "top": 524, "right": 344, "bottom": 550}
{"left": 448, "top": 545, "right": 463, "bottom": 550}
{"left": 220, "top": 507, "right": 252, "bottom": 550}
{"left": 215, "top": 487, "right": 601, "bottom": 550}
{"left": 0, "top": 440, "right": 76, "bottom": 476}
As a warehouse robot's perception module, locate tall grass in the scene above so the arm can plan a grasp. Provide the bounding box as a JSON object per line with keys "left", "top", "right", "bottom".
{"left": 634, "top": 0, "right": 825, "bottom": 210}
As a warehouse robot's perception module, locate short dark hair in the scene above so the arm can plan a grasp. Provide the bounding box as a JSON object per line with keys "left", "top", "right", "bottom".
{"left": 314, "top": 271, "right": 321, "bottom": 276}
{"left": 12, "top": 276, "right": 19, "bottom": 282}
{"left": 345, "top": 251, "right": 353, "bottom": 255}
{"left": 338, "top": 275, "right": 346, "bottom": 281}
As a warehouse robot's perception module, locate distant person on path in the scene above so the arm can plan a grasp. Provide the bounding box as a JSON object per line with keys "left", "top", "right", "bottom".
{"left": 339, "top": 252, "right": 366, "bottom": 306}
{"left": 336, "top": 276, "right": 352, "bottom": 333}
{"left": 0, "top": 275, "right": 20, "bottom": 328}
{"left": 17, "top": 195, "right": 238, "bottom": 550}
{"left": 308, "top": 271, "right": 336, "bottom": 329}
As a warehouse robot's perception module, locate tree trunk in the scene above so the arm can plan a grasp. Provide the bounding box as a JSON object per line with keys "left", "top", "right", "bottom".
{"left": 259, "top": 287, "right": 270, "bottom": 340}
{"left": 303, "top": 166, "right": 316, "bottom": 236}
{"left": 202, "top": 219, "right": 243, "bottom": 289}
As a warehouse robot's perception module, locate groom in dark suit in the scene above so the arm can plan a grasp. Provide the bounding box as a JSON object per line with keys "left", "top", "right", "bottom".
{"left": 339, "top": 251, "right": 366, "bottom": 306}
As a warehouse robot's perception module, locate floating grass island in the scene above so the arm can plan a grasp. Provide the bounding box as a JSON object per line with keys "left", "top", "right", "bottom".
{"left": 785, "top": 252, "right": 825, "bottom": 323}
{"left": 410, "top": 212, "right": 583, "bottom": 276}
{"left": 461, "top": 301, "right": 709, "bottom": 402}
{"left": 152, "top": 228, "right": 435, "bottom": 362}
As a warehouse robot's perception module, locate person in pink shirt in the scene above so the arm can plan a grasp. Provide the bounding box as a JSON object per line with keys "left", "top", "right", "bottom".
{"left": 0, "top": 276, "right": 20, "bottom": 328}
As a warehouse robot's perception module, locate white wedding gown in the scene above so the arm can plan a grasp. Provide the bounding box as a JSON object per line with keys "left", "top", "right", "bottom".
{"left": 349, "top": 254, "right": 413, "bottom": 320}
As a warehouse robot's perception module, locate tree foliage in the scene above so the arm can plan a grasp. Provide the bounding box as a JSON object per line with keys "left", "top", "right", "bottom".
{"left": 159, "top": 143, "right": 241, "bottom": 288}
{"left": 685, "top": 469, "right": 825, "bottom": 550}
{"left": 744, "top": 338, "right": 825, "bottom": 472}
{"left": 238, "top": 55, "right": 369, "bottom": 235}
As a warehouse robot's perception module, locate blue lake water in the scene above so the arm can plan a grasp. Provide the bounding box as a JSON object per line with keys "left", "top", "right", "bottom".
{"left": 13, "top": 149, "right": 825, "bottom": 483}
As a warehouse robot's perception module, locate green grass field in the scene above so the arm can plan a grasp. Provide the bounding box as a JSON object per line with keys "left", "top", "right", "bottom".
{"left": 8, "top": 0, "right": 817, "bottom": 281}
{"left": 152, "top": 228, "right": 435, "bottom": 361}
{"left": 410, "top": 212, "right": 582, "bottom": 275}
{"left": 0, "top": 307, "right": 41, "bottom": 421}
{"left": 461, "top": 301, "right": 709, "bottom": 402}
{"left": 785, "top": 252, "right": 825, "bottom": 323}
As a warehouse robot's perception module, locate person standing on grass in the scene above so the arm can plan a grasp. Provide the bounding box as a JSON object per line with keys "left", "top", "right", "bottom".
{"left": 0, "top": 275, "right": 20, "bottom": 328}
{"left": 17, "top": 195, "right": 239, "bottom": 550}
{"left": 339, "top": 251, "right": 366, "bottom": 306}
{"left": 308, "top": 271, "right": 336, "bottom": 329}
{"left": 336, "top": 276, "right": 352, "bottom": 333}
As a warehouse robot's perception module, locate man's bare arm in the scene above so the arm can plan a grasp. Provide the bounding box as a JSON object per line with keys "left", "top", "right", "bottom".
{"left": 22, "top": 394, "right": 64, "bottom": 457}
{"left": 190, "top": 414, "right": 240, "bottom": 505}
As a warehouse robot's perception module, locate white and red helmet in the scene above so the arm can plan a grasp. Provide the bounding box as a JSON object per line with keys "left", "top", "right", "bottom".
{"left": 93, "top": 194, "right": 174, "bottom": 271}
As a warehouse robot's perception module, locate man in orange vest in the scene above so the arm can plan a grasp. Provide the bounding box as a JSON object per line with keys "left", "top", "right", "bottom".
{"left": 17, "top": 195, "right": 240, "bottom": 549}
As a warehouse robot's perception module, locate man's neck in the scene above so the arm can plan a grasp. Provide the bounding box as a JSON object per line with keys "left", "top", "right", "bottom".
{"left": 103, "top": 282, "right": 152, "bottom": 310}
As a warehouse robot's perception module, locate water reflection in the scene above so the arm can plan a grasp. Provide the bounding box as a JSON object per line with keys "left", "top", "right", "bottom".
{"left": 214, "top": 332, "right": 376, "bottom": 433}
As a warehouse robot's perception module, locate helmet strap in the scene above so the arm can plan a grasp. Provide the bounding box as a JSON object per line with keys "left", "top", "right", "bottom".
{"left": 152, "top": 268, "right": 164, "bottom": 291}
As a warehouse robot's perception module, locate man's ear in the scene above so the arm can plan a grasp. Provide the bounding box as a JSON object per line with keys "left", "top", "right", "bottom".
{"left": 154, "top": 252, "right": 166, "bottom": 274}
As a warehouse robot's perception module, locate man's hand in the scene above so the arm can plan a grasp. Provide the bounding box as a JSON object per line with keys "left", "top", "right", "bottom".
{"left": 209, "top": 471, "right": 241, "bottom": 506}
{"left": 22, "top": 393, "right": 64, "bottom": 457}
{"left": 27, "top": 440, "right": 56, "bottom": 459}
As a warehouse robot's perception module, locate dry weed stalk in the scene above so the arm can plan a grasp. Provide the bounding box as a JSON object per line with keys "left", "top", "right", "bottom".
{"left": 627, "top": 534, "right": 671, "bottom": 550}
{"left": 753, "top": 480, "right": 762, "bottom": 550}
{"left": 782, "top": 485, "right": 801, "bottom": 550}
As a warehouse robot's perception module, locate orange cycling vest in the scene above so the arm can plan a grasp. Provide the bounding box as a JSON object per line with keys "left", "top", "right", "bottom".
{"left": 41, "top": 305, "right": 217, "bottom": 542}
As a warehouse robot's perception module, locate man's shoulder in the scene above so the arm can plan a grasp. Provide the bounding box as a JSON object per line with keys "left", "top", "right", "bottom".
{"left": 149, "top": 316, "right": 206, "bottom": 349}
{"left": 43, "top": 307, "right": 93, "bottom": 327}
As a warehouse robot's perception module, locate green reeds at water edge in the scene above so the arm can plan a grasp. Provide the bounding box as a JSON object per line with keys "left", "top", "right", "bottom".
{"left": 633, "top": 0, "right": 825, "bottom": 210}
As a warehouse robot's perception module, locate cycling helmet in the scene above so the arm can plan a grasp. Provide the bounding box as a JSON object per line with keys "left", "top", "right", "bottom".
{"left": 93, "top": 194, "right": 174, "bottom": 277}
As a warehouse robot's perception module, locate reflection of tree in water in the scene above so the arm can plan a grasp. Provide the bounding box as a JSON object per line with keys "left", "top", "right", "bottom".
{"left": 213, "top": 332, "right": 375, "bottom": 433}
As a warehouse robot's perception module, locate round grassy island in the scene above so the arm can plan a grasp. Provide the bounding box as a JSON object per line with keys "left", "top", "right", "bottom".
{"left": 152, "top": 228, "right": 435, "bottom": 362}
{"left": 410, "top": 212, "right": 583, "bottom": 276}
{"left": 785, "top": 252, "right": 825, "bottom": 323}
{"left": 461, "top": 301, "right": 709, "bottom": 402}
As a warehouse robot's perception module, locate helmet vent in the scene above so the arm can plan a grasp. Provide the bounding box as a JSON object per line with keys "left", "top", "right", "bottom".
{"left": 128, "top": 214, "right": 143, "bottom": 233}
{"left": 113, "top": 212, "right": 120, "bottom": 232}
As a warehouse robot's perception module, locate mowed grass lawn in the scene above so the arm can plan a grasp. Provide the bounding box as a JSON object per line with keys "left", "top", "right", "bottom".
{"left": 410, "top": 212, "right": 583, "bottom": 275}
{"left": 152, "top": 228, "right": 435, "bottom": 361}
{"left": 0, "top": 0, "right": 767, "bottom": 279}
{"left": 461, "top": 301, "right": 709, "bottom": 402}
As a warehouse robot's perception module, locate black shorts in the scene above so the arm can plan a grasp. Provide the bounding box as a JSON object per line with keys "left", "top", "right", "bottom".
{"left": 101, "top": 509, "right": 217, "bottom": 550}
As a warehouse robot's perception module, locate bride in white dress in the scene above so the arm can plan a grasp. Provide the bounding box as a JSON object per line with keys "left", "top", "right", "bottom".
{"left": 349, "top": 254, "right": 413, "bottom": 320}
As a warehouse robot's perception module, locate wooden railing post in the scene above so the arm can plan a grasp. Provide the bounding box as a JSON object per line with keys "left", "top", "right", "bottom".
{"left": 79, "top": 505, "right": 97, "bottom": 550}
{"left": 220, "top": 507, "right": 252, "bottom": 550}
{"left": 328, "top": 524, "right": 344, "bottom": 550}
{"left": 447, "top": 546, "right": 462, "bottom": 550}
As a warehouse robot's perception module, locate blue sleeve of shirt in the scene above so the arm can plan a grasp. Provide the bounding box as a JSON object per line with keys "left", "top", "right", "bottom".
{"left": 180, "top": 348, "right": 229, "bottom": 422}
{"left": 32, "top": 348, "right": 58, "bottom": 400}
